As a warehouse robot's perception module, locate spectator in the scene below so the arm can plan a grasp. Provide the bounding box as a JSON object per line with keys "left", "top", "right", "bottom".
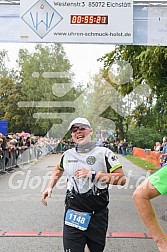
{"left": 122, "top": 139, "right": 128, "bottom": 155}
{"left": 96, "top": 138, "right": 103, "bottom": 147}
{"left": 154, "top": 142, "right": 162, "bottom": 152}
{"left": 0, "top": 138, "right": 3, "bottom": 162}
{"left": 118, "top": 140, "right": 123, "bottom": 154}
{"left": 159, "top": 137, "right": 167, "bottom": 167}
{"left": 128, "top": 142, "right": 133, "bottom": 155}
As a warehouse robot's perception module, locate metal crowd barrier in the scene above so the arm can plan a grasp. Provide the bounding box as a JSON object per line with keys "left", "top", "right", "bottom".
{"left": 0, "top": 144, "right": 50, "bottom": 172}
{"left": 0, "top": 142, "right": 75, "bottom": 173}
{"left": 0, "top": 147, "right": 36, "bottom": 172}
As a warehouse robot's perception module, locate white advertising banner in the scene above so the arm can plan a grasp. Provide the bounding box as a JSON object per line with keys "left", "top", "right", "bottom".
{"left": 147, "top": 7, "right": 167, "bottom": 46}
{"left": 20, "top": 0, "right": 133, "bottom": 44}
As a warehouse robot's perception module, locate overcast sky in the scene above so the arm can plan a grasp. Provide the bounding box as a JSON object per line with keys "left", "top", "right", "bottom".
{"left": 1, "top": 43, "right": 114, "bottom": 84}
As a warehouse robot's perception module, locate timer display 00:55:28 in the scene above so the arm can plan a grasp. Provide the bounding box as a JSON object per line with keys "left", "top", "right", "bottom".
{"left": 70, "top": 15, "right": 108, "bottom": 24}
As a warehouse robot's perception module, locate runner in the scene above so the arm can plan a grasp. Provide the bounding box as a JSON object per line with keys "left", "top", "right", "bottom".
{"left": 42, "top": 117, "right": 126, "bottom": 252}
{"left": 133, "top": 163, "right": 167, "bottom": 252}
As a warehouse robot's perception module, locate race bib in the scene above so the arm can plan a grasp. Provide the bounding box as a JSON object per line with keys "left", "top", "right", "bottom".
{"left": 65, "top": 209, "right": 92, "bottom": 231}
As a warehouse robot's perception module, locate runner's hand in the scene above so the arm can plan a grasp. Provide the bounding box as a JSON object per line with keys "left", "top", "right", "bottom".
{"left": 75, "top": 169, "right": 91, "bottom": 179}
{"left": 157, "top": 238, "right": 167, "bottom": 252}
{"left": 41, "top": 188, "right": 52, "bottom": 206}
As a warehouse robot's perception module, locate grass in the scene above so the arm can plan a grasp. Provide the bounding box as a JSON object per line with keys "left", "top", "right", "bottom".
{"left": 125, "top": 154, "right": 159, "bottom": 171}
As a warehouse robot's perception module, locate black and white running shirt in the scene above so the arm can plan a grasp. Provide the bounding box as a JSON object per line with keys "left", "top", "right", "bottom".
{"left": 58, "top": 146, "right": 122, "bottom": 194}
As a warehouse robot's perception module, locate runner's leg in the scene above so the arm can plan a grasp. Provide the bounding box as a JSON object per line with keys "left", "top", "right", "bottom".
{"left": 63, "top": 224, "right": 86, "bottom": 252}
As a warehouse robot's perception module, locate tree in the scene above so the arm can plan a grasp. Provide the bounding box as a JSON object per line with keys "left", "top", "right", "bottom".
{"left": 0, "top": 76, "right": 24, "bottom": 132}
{"left": 15, "top": 43, "right": 76, "bottom": 135}
{"left": 0, "top": 43, "right": 83, "bottom": 135}
{"left": 98, "top": 45, "right": 167, "bottom": 140}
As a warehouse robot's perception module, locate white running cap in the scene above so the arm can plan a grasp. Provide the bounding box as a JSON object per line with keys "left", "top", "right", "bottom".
{"left": 68, "top": 117, "right": 91, "bottom": 130}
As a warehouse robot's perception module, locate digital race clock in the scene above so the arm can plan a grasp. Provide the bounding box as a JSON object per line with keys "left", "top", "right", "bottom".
{"left": 70, "top": 15, "right": 108, "bottom": 24}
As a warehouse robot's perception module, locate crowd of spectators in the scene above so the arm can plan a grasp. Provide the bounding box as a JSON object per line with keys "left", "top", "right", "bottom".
{"left": 96, "top": 137, "right": 133, "bottom": 156}
{"left": 0, "top": 131, "right": 134, "bottom": 172}
{"left": 2, "top": 131, "right": 166, "bottom": 171}
{"left": 0, "top": 131, "right": 81, "bottom": 171}
{"left": 0, "top": 132, "right": 60, "bottom": 171}
{"left": 0, "top": 133, "right": 49, "bottom": 155}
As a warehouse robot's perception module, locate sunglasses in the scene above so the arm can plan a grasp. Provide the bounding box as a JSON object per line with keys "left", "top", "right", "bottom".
{"left": 70, "top": 126, "right": 89, "bottom": 133}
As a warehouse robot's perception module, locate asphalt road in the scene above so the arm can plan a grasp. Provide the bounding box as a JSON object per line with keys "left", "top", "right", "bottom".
{"left": 0, "top": 153, "right": 167, "bottom": 252}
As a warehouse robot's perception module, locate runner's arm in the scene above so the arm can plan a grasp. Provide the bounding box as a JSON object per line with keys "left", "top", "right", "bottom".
{"left": 41, "top": 165, "right": 64, "bottom": 206}
{"left": 96, "top": 167, "right": 126, "bottom": 185}
{"left": 75, "top": 167, "right": 126, "bottom": 186}
{"left": 133, "top": 178, "right": 167, "bottom": 251}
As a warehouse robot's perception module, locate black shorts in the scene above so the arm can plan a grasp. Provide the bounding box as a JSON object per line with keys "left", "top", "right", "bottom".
{"left": 63, "top": 208, "right": 108, "bottom": 252}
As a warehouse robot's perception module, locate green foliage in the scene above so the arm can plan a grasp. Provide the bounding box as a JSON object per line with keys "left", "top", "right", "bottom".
{"left": 97, "top": 45, "right": 167, "bottom": 139}
{"left": 0, "top": 43, "right": 80, "bottom": 135}
{"left": 17, "top": 43, "right": 78, "bottom": 135}
{"left": 0, "top": 76, "right": 24, "bottom": 132}
{"left": 127, "top": 126, "right": 162, "bottom": 149}
{"left": 0, "top": 44, "right": 167, "bottom": 140}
